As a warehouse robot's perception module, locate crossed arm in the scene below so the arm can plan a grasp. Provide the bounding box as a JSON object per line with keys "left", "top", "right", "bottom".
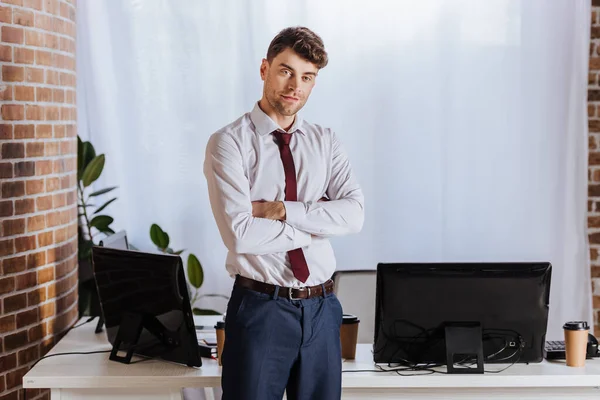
{"left": 204, "top": 131, "right": 364, "bottom": 255}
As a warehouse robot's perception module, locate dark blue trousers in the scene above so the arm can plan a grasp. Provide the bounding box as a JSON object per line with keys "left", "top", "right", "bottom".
{"left": 221, "top": 281, "right": 343, "bottom": 400}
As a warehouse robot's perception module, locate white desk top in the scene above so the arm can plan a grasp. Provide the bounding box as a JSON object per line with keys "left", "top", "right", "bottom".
{"left": 23, "top": 317, "right": 600, "bottom": 389}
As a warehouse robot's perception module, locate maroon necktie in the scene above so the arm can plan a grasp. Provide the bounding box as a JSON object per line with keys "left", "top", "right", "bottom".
{"left": 274, "top": 131, "right": 310, "bottom": 283}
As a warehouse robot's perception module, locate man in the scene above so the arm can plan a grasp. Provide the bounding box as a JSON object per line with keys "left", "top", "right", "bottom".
{"left": 204, "top": 26, "right": 364, "bottom": 400}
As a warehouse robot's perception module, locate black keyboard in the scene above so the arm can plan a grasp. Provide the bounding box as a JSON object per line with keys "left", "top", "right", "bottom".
{"left": 544, "top": 340, "right": 565, "bottom": 360}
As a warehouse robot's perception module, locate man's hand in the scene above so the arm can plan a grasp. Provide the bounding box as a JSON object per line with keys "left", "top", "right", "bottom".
{"left": 252, "top": 201, "right": 286, "bottom": 220}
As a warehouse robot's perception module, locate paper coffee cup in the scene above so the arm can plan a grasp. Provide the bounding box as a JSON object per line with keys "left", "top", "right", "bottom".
{"left": 215, "top": 321, "right": 225, "bottom": 366}
{"left": 563, "top": 321, "right": 589, "bottom": 367}
{"left": 340, "top": 314, "right": 360, "bottom": 359}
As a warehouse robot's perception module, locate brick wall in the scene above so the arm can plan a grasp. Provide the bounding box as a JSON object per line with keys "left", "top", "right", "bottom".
{"left": 0, "top": 0, "right": 77, "bottom": 399}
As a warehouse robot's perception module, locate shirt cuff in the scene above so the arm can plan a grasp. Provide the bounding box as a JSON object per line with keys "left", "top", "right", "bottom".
{"left": 283, "top": 201, "right": 306, "bottom": 229}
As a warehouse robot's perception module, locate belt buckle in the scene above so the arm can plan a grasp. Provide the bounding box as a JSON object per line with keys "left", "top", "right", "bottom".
{"left": 288, "top": 286, "right": 311, "bottom": 300}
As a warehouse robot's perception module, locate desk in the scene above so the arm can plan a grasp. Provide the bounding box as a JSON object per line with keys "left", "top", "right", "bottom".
{"left": 23, "top": 317, "right": 600, "bottom": 400}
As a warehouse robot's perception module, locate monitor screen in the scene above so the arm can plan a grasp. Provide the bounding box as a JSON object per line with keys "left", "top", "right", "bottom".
{"left": 374, "top": 262, "right": 551, "bottom": 366}
{"left": 92, "top": 246, "right": 201, "bottom": 367}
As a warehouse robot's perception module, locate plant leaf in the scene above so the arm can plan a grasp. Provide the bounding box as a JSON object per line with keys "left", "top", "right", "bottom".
{"left": 90, "top": 215, "right": 113, "bottom": 230}
{"left": 93, "top": 197, "right": 117, "bottom": 214}
{"left": 81, "top": 141, "right": 96, "bottom": 179}
{"left": 150, "top": 224, "right": 169, "bottom": 249}
{"left": 77, "top": 136, "right": 84, "bottom": 180}
{"left": 187, "top": 254, "right": 203, "bottom": 289}
{"left": 82, "top": 154, "right": 105, "bottom": 187}
{"left": 100, "top": 227, "right": 116, "bottom": 235}
{"left": 173, "top": 249, "right": 185, "bottom": 255}
{"left": 89, "top": 186, "right": 117, "bottom": 197}
{"left": 192, "top": 308, "right": 222, "bottom": 316}
{"left": 199, "top": 294, "right": 230, "bottom": 300}
{"left": 165, "top": 247, "right": 174, "bottom": 254}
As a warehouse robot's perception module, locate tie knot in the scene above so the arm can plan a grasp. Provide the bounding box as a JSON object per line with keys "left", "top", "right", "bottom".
{"left": 274, "top": 131, "right": 292, "bottom": 146}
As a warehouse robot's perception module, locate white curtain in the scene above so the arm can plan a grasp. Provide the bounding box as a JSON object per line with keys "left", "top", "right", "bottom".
{"left": 77, "top": 0, "right": 592, "bottom": 340}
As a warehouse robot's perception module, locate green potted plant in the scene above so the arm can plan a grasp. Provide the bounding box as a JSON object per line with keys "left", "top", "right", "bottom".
{"left": 149, "top": 223, "right": 227, "bottom": 315}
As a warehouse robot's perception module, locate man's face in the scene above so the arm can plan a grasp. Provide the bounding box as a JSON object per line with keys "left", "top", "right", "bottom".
{"left": 260, "top": 48, "right": 318, "bottom": 117}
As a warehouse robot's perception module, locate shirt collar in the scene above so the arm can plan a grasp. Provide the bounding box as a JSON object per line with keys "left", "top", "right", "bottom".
{"left": 250, "top": 102, "right": 305, "bottom": 136}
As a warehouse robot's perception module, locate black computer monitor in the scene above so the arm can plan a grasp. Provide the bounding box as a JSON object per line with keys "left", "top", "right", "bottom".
{"left": 374, "top": 262, "right": 551, "bottom": 370}
{"left": 91, "top": 246, "right": 202, "bottom": 367}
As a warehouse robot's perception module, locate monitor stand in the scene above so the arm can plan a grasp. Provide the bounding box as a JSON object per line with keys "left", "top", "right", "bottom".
{"left": 109, "top": 312, "right": 180, "bottom": 364}
{"left": 444, "top": 322, "right": 484, "bottom": 374}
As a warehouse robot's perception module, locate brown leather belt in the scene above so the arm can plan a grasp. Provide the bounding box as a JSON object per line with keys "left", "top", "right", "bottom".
{"left": 235, "top": 275, "right": 334, "bottom": 300}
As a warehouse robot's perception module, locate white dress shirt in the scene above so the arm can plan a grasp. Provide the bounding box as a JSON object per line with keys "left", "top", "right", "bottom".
{"left": 204, "top": 102, "right": 364, "bottom": 287}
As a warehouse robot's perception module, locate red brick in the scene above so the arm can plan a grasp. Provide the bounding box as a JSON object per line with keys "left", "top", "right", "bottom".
{"left": 3, "top": 255, "right": 26, "bottom": 274}
{"left": 36, "top": 87, "right": 52, "bottom": 102}
{"left": 54, "top": 124, "right": 65, "bottom": 137}
{"left": 18, "top": 344, "right": 39, "bottom": 366}
{"left": 45, "top": 69, "right": 58, "bottom": 85}
{"left": 3, "top": 218, "right": 25, "bottom": 236}
{"left": 1, "top": 104, "right": 24, "bottom": 120}
{"left": 16, "top": 271, "right": 37, "bottom": 291}
{"left": 0, "top": 239, "right": 15, "bottom": 257}
{"left": 16, "top": 308, "right": 38, "bottom": 329}
{"left": 25, "top": 0, "right": 43, "bottom": 10}
{"left": 2, "top": 26, "right": 24, "bottom": 44}
{"left": 26, "top": 250, "right": 46, "bottom": 268}
{"left": 2, "top": 181, "right": 25, "bottom": 198}
{"left": 28, "top": 287, "right": 43, "bottom": 305}
{"left": 0, "top": 163, "right": 12, "bottom": 178}
{"left": 0, "top": 353, "right": 17, "bottom": 372}
{"left": 36, "top": 195, "right": 52, "bottom": 211}
{"left": 14, "top": 161, "right": 35, "bottom": 177}
{"left": 60, "top": 72, "right": 75, "bottom": 87}
{"left": 3, "top": 65, "right": 24, "bottom": 82}
{"left": 25, "top": 67, "right": 44, "bottom": 83}
{"left": 15, "top": 235, "right": 36, "bottom": 252}
{"left": 37, "top": 231, "right": 52, "bottom": 247}
{"left": 4, "top": 292, "right": 27, "bottom": 313}
{"left": 45, "top": 177, "right": 59, "bottom": 191}
{"left": 39, "top": 301, "right": 55, "bottom": 319}
{"left": 13, "top": 8, "right": 34, "bottom": 27}
{"left": 0, "top": 277, "right": 15, "bottom": 295}
{"left": 66, "top": 90, "right": 75, "bottom": 104}
{"left": 0, "top": 44, "right": 11, "bottom": 62}
{"left": 0, "top": 315, "right": 16, "bottom": 332}
{"left": 25, "top": 29, "right": 44, "bottom": 46}
{"left": 57, "top": 290, "right": 76, "bottom": 311}
{"left": 35, "top": 49, "right": 52, "bottom": 66}
{"left": 52, "top": 89, "right": 65, "bottom": 103}
{"left": 53, "top": 193, "right": 66, "bottom": 208}
{"left": 34, "top": 160, "right": 51, "bottom": 176}
{"left": 0, "top": 5, "right": 11, "bottom": 23}
{"left": 6, "top": 366, "right": 28, "bottom": 390}
{"left": 14, "top": 85, "right": 34, "bottom": 102}
{"left": 14, "top": 47, "right": 34, "bottom": 64}
{"left": 14, "top": 198, "right": 34, "bottom": 214}
{"left": 28, "top": 322, "right": 43, "bottom": 341}
{"left": 36, "top": 124, "right": 52, "bottom": 138}
{"left": 0, "top": 200, "right": 13, "bottom": 217}
{"left": 26, "top": 105, "right": 45, "bottom": 121}
{"left": 14, "top": 124, "right": 34, "bottom": 139}
{"left": 37, "top": 266, "right": 54, "bottom": 284}
{"left": 27, "top": 142, "right": 44, "bottom": 157}
{"left": 25, "top": 179, "right": 44, "bottom": 194}
{"left": 45, "top": 33, "right": 58, "bottom": 50}
{"left": 45, "top": 106, "right": 59, "bottom": 120}
{"left": 2, "top": 142, "right": 24, "bottom": 159}
{"left": 27, "top": 214, "right": 45, "bottom": 232}
{"left": 0, "top": 124, "right": 12, "bottom": 139}
{"left": 0, "top": 84, "right": 12, "bottom": 100}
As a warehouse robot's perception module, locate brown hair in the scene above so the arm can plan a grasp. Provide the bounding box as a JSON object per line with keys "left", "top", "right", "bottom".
{"left": 266, "top": 27, "right": 328, "bottom": 69}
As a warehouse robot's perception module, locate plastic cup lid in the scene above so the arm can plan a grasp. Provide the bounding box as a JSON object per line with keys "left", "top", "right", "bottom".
{"left": 563, "top": 321, "right": 589, "bottom": 331}
{"left": 342, "top": 314, "right": 359, "bottom": 324}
